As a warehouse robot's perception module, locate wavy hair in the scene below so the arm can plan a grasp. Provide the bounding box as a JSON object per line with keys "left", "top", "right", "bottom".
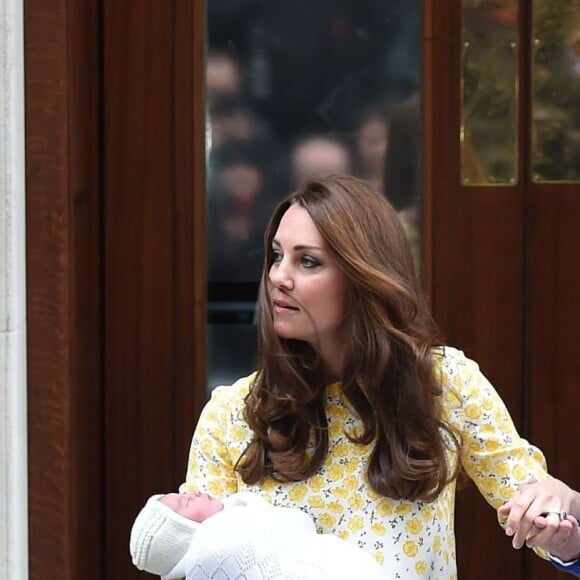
{"left": 235, "top": 175, "right": 460, "bottom": 501}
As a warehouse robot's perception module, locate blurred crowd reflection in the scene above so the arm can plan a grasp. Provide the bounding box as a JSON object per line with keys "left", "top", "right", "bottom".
{"left": 206, "top": 0, "right": 423, "bottom": 285}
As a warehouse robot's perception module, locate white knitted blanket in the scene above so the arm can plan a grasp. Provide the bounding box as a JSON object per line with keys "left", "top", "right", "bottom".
{"left": 163, "top": 493, "right": 384, "bottom": 580}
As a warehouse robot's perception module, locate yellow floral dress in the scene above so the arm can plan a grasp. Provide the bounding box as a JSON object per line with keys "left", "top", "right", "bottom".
{"left": 181, "top": 347, "right": 548, "bottom": 579}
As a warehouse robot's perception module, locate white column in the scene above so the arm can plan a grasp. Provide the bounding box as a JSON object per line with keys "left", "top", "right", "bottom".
{"left": 0, "top": 0, "right": 29, "bottom": 577}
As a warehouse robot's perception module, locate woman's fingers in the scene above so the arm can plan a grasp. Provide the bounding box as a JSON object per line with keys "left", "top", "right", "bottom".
{"left": 504, "top": 488, "right": 541, "bottom": 544}
{"left": 504, "top": 478, "right": 572, "bottom": 549}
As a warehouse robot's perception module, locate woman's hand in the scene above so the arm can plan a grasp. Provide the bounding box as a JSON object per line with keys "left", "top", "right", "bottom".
{"left": 498, "top": 477, "right": 579, "bottom": 550}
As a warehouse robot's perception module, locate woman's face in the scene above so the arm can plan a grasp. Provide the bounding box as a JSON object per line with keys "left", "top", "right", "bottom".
{"left": 267, "top": 204, "right": 350, "bottom": 364}
{"left": 356, "top": 117, "right": 388, "bottom": 174}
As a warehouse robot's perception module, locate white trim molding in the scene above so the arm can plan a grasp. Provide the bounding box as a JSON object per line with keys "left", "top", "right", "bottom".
{"left": 0, "top": 0, "right": 29, "bottom": 577}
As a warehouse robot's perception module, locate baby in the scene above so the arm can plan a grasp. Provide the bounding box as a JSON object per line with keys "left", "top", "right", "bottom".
{"left": 129, "top": 491, "right": 385, "bottom": 580}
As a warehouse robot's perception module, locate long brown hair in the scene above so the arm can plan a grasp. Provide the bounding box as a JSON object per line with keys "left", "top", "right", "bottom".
{"left": 236, "top": 175, "right": 460, "bottom": 501}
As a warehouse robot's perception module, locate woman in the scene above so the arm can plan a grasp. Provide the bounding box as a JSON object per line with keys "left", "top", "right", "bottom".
{"left": 181, "top": 175, "right": 576, "bottom": 578}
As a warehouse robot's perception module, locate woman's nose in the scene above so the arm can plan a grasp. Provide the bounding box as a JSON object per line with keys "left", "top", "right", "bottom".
{"left": 269, "top": 260, "right": 293, "bottom": 289}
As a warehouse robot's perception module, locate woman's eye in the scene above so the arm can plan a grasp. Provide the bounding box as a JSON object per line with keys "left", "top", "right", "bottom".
{"left": 271, "top": 249, "right": 282, "bottom": 263}
{"left": 301, "top": 255, "right": 321, "bottom": 268}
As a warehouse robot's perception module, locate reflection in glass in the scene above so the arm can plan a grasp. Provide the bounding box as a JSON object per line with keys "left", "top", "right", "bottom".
{"left": 206, "top": 0, "right": 423, "bottom": 391}
{"left": 461, "top": 0, "right": 519, "bottom": 185}
{"left": 532, "top": 0, "right": 580, "bottom": 182}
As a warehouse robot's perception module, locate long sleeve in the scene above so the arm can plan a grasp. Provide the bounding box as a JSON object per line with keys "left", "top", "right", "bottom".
{"left": 438, "top": 348, "right": 548, "bottom": 509}
{"left": 179, "top": 375, "right": 254, "bottom": 498}
{"left": 550, "top": 556, "right": 580, "bottom": 577}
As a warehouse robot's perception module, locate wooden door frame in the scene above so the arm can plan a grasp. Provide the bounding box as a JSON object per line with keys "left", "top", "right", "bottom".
{"left": 27, "top": 1, "right": 565, "bottom": 579}
{"left": 425, "top": 1, "right": 529, "bottom": 578}
{"left": 101, "top": 2, "right": 206, "bottom": 575}
{"left": 24, "top": 0, "right": 207, "bottom": 577}
{"left": 25, "top": 0, "right": 103, "bottom": 577}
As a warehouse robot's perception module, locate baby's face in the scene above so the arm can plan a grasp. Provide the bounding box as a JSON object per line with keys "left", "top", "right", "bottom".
{"left": 160, "top": 492, "right": 224, "bottom": 523}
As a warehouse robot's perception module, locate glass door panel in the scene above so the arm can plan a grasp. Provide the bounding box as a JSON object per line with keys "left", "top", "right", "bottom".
{"left": 206, "top": 0, "right": 423, "bottom": 392}
{"left": 531, "top": 0, "right": 580, "bottom": 182}
{"left": 460, "top": 0, "right": 519, "bottom": 185}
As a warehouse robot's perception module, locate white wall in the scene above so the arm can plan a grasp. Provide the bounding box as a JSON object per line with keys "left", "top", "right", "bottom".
{"left": 0, "top": 0, "right": 29, "bottom": 576}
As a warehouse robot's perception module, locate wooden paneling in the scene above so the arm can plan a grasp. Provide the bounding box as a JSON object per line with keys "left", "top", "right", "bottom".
{"left": 428, "top": 2, "right": 580, "bottom": 578}
{"left": 426, "top": 1, "right": 526, "bottom": 578}
{"left": 26, "top": 0, "right": 205, "bottom": 577}
{"left": 25, "top": 0, "right": 103, "bottom": 578}
{"left": 103, "top": 2, "right": 179, "bottom": 576}
{"left": 173, "top": 0, "right": 208, "bottom": 477}
{"left": 527, "top": 187, "right": 580, "bottom": 485}
{"left": 102, "top": 1, "right": 205, "bottom": 576}
{"left": 527, "top": 185, "right": 580, "bottom": 580}
{"left": 68, "top": 0, "right": 104, "bottom": 575}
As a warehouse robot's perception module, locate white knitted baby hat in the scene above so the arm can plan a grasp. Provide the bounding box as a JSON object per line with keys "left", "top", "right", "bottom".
{"left": 129, "top": 494, "right": 200, "bottom": 576}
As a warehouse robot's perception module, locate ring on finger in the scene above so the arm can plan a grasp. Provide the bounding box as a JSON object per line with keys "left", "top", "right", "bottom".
{"left": 541, "top": 510, "right": 568, "bottom": 521}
